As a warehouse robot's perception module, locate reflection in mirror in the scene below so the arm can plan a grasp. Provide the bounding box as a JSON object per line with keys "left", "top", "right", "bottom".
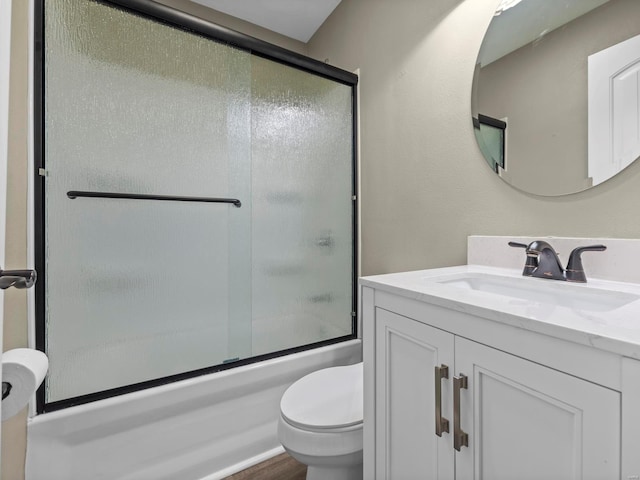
{"left": 472, "top": 0, "right": 640, "bottom": 196}
{"left": 473, "top": 115, "right": 506, "bottom": 173}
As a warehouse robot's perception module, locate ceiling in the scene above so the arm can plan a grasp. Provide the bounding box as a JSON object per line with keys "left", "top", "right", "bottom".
{"left": 190, "top": 0, "right": 342, "bottom": 43}
{"left": 478, "top": 0, "right": 610, "bottom": 66}
{"left": 190, "top": 1, "right": 612, "bottom": 61}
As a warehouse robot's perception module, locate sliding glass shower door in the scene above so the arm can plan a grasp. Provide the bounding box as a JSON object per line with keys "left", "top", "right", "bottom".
{"left": 250, "top": 57, "right": 354, "bottom": 356}
{"left": 39, "top": 0, "right": 356, "bottom": 409}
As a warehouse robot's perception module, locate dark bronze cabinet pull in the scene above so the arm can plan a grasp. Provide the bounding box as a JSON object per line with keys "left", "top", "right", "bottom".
{"left": 453, "top": 374, "right": 469, "bottom": 451}
{"left": 435, "top": 364, "right": 450, "bottom": 437}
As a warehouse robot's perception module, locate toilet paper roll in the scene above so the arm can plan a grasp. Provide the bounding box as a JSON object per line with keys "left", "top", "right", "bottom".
{"left": 2, "top": 348, "right": 48, "bottom": 421}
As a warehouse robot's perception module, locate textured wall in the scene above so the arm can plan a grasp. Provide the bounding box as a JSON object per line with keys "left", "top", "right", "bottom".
{"left": 307, "top": 0, "right": 640, "bottom": 276}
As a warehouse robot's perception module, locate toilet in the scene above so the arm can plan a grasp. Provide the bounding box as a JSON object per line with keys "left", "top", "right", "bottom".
{"left": 278, "top": 362, "right": 363, "bottom": 480}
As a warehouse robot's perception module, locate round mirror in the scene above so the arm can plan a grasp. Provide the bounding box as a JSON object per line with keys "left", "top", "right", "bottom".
{"left": 472, "top": 0, "right": 640, "bottom": 196}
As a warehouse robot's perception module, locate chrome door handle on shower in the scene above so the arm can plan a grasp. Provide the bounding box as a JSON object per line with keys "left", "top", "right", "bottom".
{"left": 0, "top": 268, "right": 36, "bottom": 289}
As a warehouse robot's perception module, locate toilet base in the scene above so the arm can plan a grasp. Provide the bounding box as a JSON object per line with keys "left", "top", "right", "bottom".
{"left": 306, "top": 463, "right": 363, "bottom": 480}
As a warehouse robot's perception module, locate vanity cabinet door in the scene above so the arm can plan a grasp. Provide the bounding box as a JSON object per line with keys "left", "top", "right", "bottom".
{"left": 454, "top": 337, "right": 620, "bottom": 480}
{"left": 374, "top": 308, "right": 455, "bottom": 479}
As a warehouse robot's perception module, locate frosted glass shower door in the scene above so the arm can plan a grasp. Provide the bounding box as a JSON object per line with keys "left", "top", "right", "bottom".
{"left": 250, "top": 57, "right": 354, "bottom": 355}
{"left": 41, "top": 0, "right": 356, "bottom": 408}
{"left": 43, "top": 0, "right": 252, "bottom": 403}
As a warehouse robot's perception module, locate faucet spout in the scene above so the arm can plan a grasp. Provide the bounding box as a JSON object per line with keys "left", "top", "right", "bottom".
{"left": 526, "top": 241, "right": 565, "bottom": 280}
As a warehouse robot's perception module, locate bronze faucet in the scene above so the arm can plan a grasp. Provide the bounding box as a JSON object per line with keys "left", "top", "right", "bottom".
{"left": 509, "top": 241, "right": 606, "bottom": 283}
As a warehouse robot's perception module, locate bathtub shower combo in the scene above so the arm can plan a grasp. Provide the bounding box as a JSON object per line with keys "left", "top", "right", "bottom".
{"left": 27, "top": 0, "right": 358, "bottom": 478}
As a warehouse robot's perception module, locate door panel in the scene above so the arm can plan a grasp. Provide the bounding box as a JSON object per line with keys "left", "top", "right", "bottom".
{"left": 43, "top": 0, "right": 253, "bottom": 402}
{"left": 375, "top": 308, "right": 455, "bottom": 479}
{"left": 588, "top": 33, "right": 640, "bottom": 185}
{"left": 455, "top": 337, "right": 620, "bottom": 480}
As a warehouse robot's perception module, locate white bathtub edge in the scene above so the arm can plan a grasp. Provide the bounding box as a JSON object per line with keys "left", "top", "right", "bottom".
{"left": 26, "top": 339, "right": 361, "bottom": 480}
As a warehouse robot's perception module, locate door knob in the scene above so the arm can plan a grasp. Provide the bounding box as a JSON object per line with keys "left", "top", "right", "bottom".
{"left": 0, "top": 268, "right": 36, "bottom": 290}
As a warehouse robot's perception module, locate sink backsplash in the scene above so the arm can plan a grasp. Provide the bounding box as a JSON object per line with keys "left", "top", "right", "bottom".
{"left": 468, "top": 236, "right": 640, "bottom": 284}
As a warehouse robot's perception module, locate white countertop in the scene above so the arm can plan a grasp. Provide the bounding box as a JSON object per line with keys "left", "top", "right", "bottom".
{"left": 360, "top": 265, "right": 640, "bottom": 359}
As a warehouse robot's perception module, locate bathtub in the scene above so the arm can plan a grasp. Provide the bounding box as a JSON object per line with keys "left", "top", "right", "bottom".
{"left": 25, "top": 339, "right": 361, "bottom": 480}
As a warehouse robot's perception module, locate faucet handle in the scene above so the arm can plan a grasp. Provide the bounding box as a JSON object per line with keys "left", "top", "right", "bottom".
{"left": 565, "top": 245, "right": 606, "bottom": 283}
{"left": 508, "top": 241, "right": 536, "bottom": 276}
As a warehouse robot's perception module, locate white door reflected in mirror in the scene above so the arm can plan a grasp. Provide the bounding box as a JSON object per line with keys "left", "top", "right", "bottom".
{"left": 589, "top": 33, "right": 640, "bottom": 186}
{"left": 472, "top": 0, "right": 640, "bottom": 196}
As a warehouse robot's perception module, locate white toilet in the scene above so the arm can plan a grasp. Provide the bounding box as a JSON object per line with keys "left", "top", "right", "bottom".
{"left": 278, "top": 362, "right": 363, "bottom": 480}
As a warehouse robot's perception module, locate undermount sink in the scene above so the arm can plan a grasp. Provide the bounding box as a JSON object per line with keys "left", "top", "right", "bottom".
{"left": 428, "top": 272, "right": 640, "bottom": 312}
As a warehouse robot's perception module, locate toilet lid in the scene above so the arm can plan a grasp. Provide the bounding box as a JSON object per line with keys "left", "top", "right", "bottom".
{"left": 280, "top": 363, "right": 363, "bottom": 430}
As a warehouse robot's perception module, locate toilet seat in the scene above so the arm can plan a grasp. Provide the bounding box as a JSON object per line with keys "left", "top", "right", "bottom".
{"left": 280, "top": 363, "right": 363, "bottom": 431}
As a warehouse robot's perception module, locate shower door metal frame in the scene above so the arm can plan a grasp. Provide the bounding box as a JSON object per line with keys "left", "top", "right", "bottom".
{"left": 33, "top": 0, "right": 359, "bottom": 413}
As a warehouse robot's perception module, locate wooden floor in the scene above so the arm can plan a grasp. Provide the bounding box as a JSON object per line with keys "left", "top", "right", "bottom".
{"left": 224, "top": 453, "right": 307, "bottom": 480}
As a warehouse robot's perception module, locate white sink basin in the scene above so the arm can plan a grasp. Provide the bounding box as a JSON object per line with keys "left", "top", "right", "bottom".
{"left": 429, "top": 272, "right": 640, "bottom": 312}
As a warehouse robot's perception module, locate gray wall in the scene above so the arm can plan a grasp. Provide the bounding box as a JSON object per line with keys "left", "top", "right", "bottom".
{"left": 307, "top": 0, "right": 640, "bottom": 276}
{"left": 477, "top": 0, "right": 640, "bottom": 195}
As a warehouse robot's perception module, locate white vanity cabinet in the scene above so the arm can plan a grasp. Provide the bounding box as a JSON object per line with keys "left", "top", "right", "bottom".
{"left": 361, "top": 279, "right": 640, "bottom": 480}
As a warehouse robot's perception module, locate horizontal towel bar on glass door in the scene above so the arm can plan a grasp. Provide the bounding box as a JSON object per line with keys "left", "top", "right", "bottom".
{"left": 66, "top": 191, "right": 242, "bottom": 207}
